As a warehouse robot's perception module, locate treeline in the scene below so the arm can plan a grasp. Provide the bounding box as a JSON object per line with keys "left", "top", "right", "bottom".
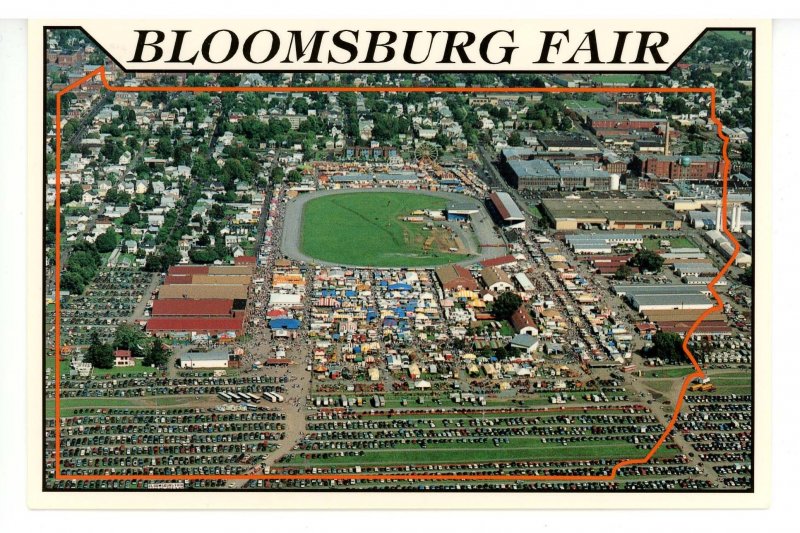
{"left": 60, "top": 240, "right": 102, "bottom": 294}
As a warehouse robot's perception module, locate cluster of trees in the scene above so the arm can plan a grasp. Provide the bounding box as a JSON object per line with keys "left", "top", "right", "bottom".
{"left": 84, "top": 325, "right": 171, "bottom": 370}
{"left": 523, "top": 98, "right": 569, "bottom": 130}
{"left": 94, "top": 227, "right": 119, "bottom": 253}
{"left": 629, "top": 249, "right": 665, "bottom": 273}
{"left": 491, "top": 292, "right": 523, "bottom": 321}
{"left": 740, "top": 265, "right": 754, "bottom": 286}
{"left": 60, "top": 240, "right": 102, "bottom": 295}
{"left": 45, "top": 207, "right": 65, "bottom": 247}
{"left": 647, "top": 331, "right": 685, "bottom": 363}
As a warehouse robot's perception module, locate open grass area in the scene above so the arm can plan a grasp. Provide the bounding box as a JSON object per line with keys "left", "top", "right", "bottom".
{"left": 300, "top": 192, "right": 471, "bottom": 267}
{"left": 593, "top": 74, "right": 641, "bottom": 85}
{"left": 564, "top": 99, "right": 605, "bottom": 110}
{"left": 642, "top": 236, "right": 697, "bottom": 251}
{"left": 642, "top": 366, "right": 696, "bottom": 379}
{"left": 92, "top": 360, "right": 157, "bottom": 377}
{"left": 46, "top": 396, "right": 198, "bottom": 417}
{"left": 287, "top": 439, "right": 675, "bottom": 467}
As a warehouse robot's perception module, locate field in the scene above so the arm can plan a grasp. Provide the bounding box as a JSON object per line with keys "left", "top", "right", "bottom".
{"left": 300, "top": 192, "right": 471, "bottom": 267}
{"left": 642, "top": 236, "right": 696, "bottom": 251}
{"left": 592, "top": 74, "right": 641, "bottom": 85}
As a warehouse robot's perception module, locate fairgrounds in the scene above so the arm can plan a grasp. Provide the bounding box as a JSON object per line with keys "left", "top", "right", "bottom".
{"left": 281, "top": 188, "right": 507, "bottom": 268}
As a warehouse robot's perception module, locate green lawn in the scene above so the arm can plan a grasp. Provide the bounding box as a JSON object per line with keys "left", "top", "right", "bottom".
{"left": 300, "top": 192, "right": 471, "bottom": 267}
{"left": 593, "top": 74, "right": 641, "bottom": 85}
{"left": 92, "top": 360, "right": 157, "bottom": 377}
{"left": 564, "top": 99, "right": 605, "bottom": 110}
{"left": 642, "top": 366, "right": 697, "bottom": 379}
{"left": 286, "top": 439, "right": 675, "bottom": 467}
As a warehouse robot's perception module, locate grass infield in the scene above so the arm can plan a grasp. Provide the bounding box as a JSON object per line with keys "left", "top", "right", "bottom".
{"left": 300, "top": 192, "right": 470, "bottom": 267}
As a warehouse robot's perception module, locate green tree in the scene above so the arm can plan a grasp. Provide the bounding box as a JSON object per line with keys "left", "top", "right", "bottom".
{"left": 95, "top": 227, "right": 118, "bottom": 253}
{"left": 287, "top": 170, "right": 302, "bottom": 183}
{"left": 113, "top": 324, "right": 147, "bottom": 358}
{"left": 122, "top": 204, "right": 141, "bottom": 225}
{"left": 740, "top": 265, "right": 754, "bottom": 286}
{"left": 144, "top": 337, "right": 170, "bottom": 368}
{"left": 508, "top": 132, "right": 522, "bottom": 147}
{"left": 629, "top": 249, "right": 665, "bottom": 273}
{"left": 85, "top": 331, "right": 114, "bottom": 369}
{"left": 492, "top": 292, "right": 523, "bottom": 321}
{"left": 614, "top": 264, "right": 632, "bottom": 280}
{"left": 270, "top": 166, "right": 285, "bottom": 183}
{"left": 648, "top": 331, "right": 684, "bottom": 362}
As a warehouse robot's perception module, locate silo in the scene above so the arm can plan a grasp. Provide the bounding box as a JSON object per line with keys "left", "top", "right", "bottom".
{"left": 610, "top": 173, "right": 621, "bottom": 191}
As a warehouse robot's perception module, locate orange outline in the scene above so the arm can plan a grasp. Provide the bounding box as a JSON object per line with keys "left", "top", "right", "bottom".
{"left": 51, "top": 66, "right": 740, "bottom": 483}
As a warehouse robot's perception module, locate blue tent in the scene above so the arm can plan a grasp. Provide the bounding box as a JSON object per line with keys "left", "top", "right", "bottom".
{"left": 388, "top": 283, "right": 412, "bottom": 291}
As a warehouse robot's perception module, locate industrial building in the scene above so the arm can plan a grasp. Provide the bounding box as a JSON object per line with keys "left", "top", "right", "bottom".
{"left": 487, "top": 191, "right": 526, "bottom": 228}
{"left": 565, "top": 233, "right": 643, "bottom": 254}
{"left": 179, "top": 349, "right": 233, "bottom": 369}
{"left": 613, "top": 284, "right": 713, "bottom": 312}
{"left": 638, "top": 154, "right": 721, "bottom": 182}
{"left": 542, "top": 197, "right": 681, "bottom": 230}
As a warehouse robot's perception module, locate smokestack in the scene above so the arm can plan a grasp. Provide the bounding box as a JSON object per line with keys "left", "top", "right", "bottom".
{"left": 664, "top": 121, "right": 670, "bottom": 156}
{"left": 715, "top": 205, "right": 722, "bottom": 230}
{"left": 732, "top": 204, "right": 742, "bottom": 233}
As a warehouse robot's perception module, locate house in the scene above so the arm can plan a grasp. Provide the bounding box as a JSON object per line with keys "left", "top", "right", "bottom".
{"left": 124, "top": 240, "right": 138, "bottom": 254}
{"left": 510, "top": 333, "right": 539, "bottom": 355}
{"left": 114, "top": 349, "right": 135, "bottom": 367}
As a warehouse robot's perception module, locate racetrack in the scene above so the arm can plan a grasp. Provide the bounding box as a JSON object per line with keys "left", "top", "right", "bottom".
{"left": 280, "top": 188, "right": 508, "bottom": 268}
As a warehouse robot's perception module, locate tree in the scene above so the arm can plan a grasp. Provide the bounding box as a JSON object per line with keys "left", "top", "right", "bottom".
{"left": 85, "top": 331, "right": 114, "bottom": 369}
{"left": 629, "top": 249, "right": 665, "bottom": 273}
{"left": 740, "top": 265, "right": 754, "bottom": 287}
{"left": 648, "top": 331, "right": 684, "bottom": 363}
{"left": 492, "top": 292, "right": 523, "bottom": 321}
{"left": 122, "top": 203, "right": 141, "bottom": 225}
{"left": 614, "top": 264, "right": 632, "bottom": 280}
{"left": 95, "top": 227, "right": 118, "bottom": 253}
{"left": 270, "top": 166, "right": 285, "bottom": 183}
{"left": 287, "top": 170, "right": 302, "bottom": 183}
{"left": 113, "top": 324, "right": 147, "bottom": 358}
{"left": 144, "top": 337, "right": 170, "bottom": 368}
{"left": 507, "top": 132, "right": 522, "bottom": 147}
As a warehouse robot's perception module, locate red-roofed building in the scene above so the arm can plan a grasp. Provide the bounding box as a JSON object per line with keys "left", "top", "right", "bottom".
{"left": 168, "top": 265, "right": 209, "bottom": 276}
{"left": 480, "top": 255, "right": 517, "bottom": 268}
{"left": 234, "top": 256, "right": 257, "bottom": 265}
{"left": 146, "top": 316, "right": 245, "bottom": 336}
{"left": 114, "top": 349, "right": 135, "bottom": 367}
{"left": 164, "top": 274, "right": 194, "bottom": 284}
{"left": 151, "top": 299, "right": 234, "bottom": 317}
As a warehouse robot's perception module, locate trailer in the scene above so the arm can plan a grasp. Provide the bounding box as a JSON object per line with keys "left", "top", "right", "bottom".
{"left": 272, "top": 392, "right": 284, "bottom": 403}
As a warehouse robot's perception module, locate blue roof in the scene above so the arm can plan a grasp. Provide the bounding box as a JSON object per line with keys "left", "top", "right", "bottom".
{"left": 269, "top": 318, "right": 301, "bottom": 330}
{"left": 388, "top": 283, "right": 412, "bottom": 291}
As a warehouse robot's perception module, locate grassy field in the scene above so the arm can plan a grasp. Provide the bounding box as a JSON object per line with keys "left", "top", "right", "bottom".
{"left": 593, "top": 74, "right": 641, "bottom": 85}
{"left": 564, "top": 99, "right": 605, "bottom": 110}
{"left": 46, "top": 396, "right": 197, "bottom": 417}
{"left": 300, "top": 192, "right": 470, "bottom": 267}
{"left": 286, "top": 439, "right": 675, "bottom": 467}
{"left": 92, "top": 360, "right": 157, "bottom": 377}
{"left": 642, "top": 366, "right": 697, "bottom": 379}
